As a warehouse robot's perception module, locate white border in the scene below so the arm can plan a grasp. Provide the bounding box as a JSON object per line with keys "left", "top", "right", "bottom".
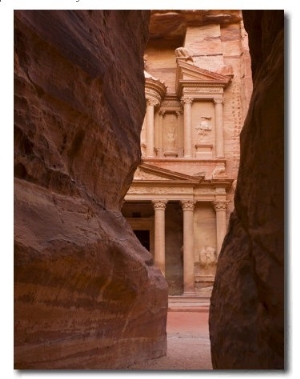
{"left": 2, "top": 1, "right": 297, "bottom": 378}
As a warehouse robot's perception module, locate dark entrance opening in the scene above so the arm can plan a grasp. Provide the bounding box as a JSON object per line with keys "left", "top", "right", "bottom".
{"left": 134, "top": 230, "right": 150, "bottom": 251}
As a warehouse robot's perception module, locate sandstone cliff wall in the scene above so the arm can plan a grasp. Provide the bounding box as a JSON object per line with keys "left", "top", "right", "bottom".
{"left": 14, "top": 10, "right": 168, "bottom": 369}
{"left": 209, "top": 10, "right": 284, "bottom": 369}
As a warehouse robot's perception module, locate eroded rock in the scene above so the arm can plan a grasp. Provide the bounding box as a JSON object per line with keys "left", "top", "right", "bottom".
{"left": 14, "top": 10, "right": 168, "bottom": 369}
{"left": 209, "top": 10, "right": 284, "bottom": 369}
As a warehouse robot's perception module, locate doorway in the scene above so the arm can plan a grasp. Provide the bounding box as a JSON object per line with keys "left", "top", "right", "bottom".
{"left": 134, "top": 230, "right": 150, "bottom": 251}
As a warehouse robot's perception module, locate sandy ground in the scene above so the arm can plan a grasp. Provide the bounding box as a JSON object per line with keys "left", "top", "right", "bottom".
{"left": 123, "top": 310, "right": 212, "bottom": 371}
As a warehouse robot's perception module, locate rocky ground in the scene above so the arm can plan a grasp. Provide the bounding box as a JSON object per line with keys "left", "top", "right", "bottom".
{"left": 122, "top": 310, "right": 212, "bottom": 371}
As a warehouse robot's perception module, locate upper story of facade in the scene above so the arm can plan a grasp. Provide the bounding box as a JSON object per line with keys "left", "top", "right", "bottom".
{"left": 139, "top": 10, "right": 252, "bottom": 181}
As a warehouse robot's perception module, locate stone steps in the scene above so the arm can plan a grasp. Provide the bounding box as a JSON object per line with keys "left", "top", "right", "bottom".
{"left": 168, "top": 295, "right": 210, "bottom": 312}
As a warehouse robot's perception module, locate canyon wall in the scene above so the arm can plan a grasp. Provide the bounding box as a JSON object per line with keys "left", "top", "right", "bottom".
{"left": 209, "top": 10, "right": 284, "bottom": 369}
{"left": 14, "top": 10, "right": 168, "bottom": 369}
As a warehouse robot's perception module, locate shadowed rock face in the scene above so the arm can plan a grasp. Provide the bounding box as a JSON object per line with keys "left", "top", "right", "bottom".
{"left": 14, "top": 10, "right": 168, "bottom": 369}
{"left": 209, "top": 10, "right": 284, "bottom": 369}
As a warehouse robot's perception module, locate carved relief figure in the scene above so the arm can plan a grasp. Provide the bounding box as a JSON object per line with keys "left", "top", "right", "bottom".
{"left": 175, "top": 47, "right": 194, "bottom": 64}
{"left": 199, "top": 246, "right": 217, "bottom": 275}
{"left": 167, "top": 126, "right": 176, "bottom": 149}
{"left": 164, "top": 113, "right": 177, "bottom": 152}
{"left": 212, "top": 162, "right": 226, "bottom": 178}
{"left": 196, "top": 116, "right": 212, "bottom": 141}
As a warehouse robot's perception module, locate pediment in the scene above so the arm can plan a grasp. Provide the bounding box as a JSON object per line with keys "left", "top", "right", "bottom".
{"left": 133, "top": 163, "right": 202, "bottom": 184}
{"left": 176, "top": 60, "right": 230, "bottom": 92}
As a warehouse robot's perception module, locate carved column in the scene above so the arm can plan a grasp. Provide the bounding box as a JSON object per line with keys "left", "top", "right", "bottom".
{"left": 181, "top": 97, "right": 193, "bottom": 158}
{"left": 214, "top": 97, "right": 224, "bottom": 158}
{"left": 153, "top": 200, "right": 167, "bottom": 276}
{"left": 158, "top": 109, "right": 166, "bottom": 158}
{"left": 146, "top": 98, "right": 158, "bottom": 158}
{"left": 181, "top": 200, "right": 195, "bottom": 294}
{"left": 213, "top": 200, "right": 228, "bottom": 256}
{"left": 175, "top": 110, "right": 182, "bottom": 157}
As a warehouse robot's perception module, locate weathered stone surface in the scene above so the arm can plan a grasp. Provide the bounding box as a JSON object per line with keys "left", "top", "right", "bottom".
{"left": 149, "top": 10, "right": 242, "bottom": 41}
{"left": 124, "top": 11, "right": 253, "bottom": 299}
{"left": 14, "top": 10, "right": 168, "bottom": 369}
{"left": 209, "top": 10, "right": 284, "bottom": 369}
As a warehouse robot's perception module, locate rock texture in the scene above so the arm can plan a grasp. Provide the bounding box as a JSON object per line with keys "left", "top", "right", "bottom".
{"left": 14, "top": 10, "right": 168, "bottom": 369}
{"left": 149, "top": 10, "right": 242, "bottom": 41}
{"left": 209, "top": 10, "right": 284, "bottom": 369}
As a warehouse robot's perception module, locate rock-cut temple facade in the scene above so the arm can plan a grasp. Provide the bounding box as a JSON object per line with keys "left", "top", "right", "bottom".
{"left": 122, "top": 10, "right": 253, "bottom": 300}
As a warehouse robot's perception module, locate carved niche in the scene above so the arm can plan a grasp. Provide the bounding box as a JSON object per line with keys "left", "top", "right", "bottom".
{"left": 195, "top": 115, "right": 214, "bottom": 159}
{"left": 198, "top": 245, "right": 217, "bottom": 275}
{"left": 164, "top": 113, "right": 177, "bottom": 157}
{"left": 196, "top": 116, "right": 212, "bottom": 141}
{"left": 162, "top": 111, "right": 181, "bottom": 157}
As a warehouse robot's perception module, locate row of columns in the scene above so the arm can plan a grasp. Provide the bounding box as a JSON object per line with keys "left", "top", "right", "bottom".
{"left": 145, "top": 96, "right": 225, "bottom": 159}
{"left": 152, "top": 199, "right": 228, "bottom": 295}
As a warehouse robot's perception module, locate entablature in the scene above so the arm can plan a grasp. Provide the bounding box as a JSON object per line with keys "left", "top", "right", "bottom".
{"left": 126, "top": 162, "right": 234, "bottom": 203}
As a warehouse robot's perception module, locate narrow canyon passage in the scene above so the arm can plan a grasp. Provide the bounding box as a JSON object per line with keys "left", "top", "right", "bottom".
{"left": 13, "top": 9, "right": 284, "bottom": 370}
{"left": 122, "top": 310, "right": 212, "bottom": 370}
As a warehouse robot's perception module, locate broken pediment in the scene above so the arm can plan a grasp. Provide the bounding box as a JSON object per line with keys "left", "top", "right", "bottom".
{"left": 133, "top": 163, "right": 202, "bottom": 184}
{"left": 176, "top": 60, "right": 231, "bottom": 96}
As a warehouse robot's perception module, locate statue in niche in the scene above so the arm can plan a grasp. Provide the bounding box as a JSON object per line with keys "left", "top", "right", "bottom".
{"left": 165, "top": 113, "right": 177, "bottom": 152}
{"left": 196, "top": 116, "right": 212, "bottom": 141}
{"left": 199, "top": 246, "right": 217, "bottom": 274}
{"left": 166, "top": 126, "right": 176, "bottom": 150}
{"left": 175, "top": 47, "right": 194, "bottom": 64}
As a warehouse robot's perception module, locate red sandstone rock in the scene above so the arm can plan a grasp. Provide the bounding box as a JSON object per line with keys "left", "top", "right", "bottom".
{"left": 14, "top": 10, "right": 168, "bottom": 369}
{"left": 209, "top": 10, "right": 284, "bottom": 369}
{"left": 149, "top": 10, "right": 242, "bottom": 41}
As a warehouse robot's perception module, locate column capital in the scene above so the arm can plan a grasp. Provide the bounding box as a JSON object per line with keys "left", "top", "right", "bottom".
{"left": 181, "top": 199, "right": 195, "bottom": 211}
{"left": 159, "top": 109, "right": 166, "bottom": 116}
{"left": 181, "top": 96, "right": 194, "bottom": 105}
{"left": 147, "top": 98, "right": 159, "bottom": 107}
{"left": 152, "top": 199, "right": 168, "bottom": 210}
{"left": 213, "top": 97, "right": 224, "bottom": 105}
{"left": 175, "top": 110, "right": 183, "bottom": 117}
{"left": 213, "top": 200, "right": 228, "bottom": 211}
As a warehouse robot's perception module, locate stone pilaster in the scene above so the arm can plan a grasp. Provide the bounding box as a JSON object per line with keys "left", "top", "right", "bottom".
{"left": 146, "top": 98, "right": 159, "bottom": 158}
{"left": 153, "top": 200, "right": 168, "bottom": 276}
{"left": 181, "top": 199, "right": 195, "bottom": 294}
{"left": 181, "top": 97, "right": 194, "bottom": 158}
{"left": 213, "top": 200, "right": 228, "bottom": 256}
{"left": 158, "top": 109, "right": 166, "bottom": 158}
{"left": 214, "top": 97, "right": 224, "bottom": 158}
